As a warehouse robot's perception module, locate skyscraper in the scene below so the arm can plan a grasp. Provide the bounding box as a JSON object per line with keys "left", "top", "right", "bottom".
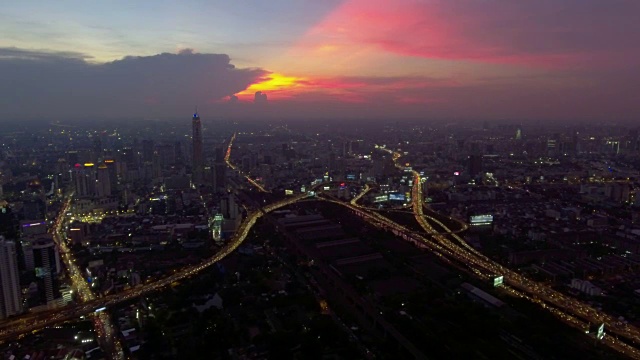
{"left": 213, "top": 163, "right": 226, "bottom": 192}
{"left": 221, "top": 195, "right": 239, "bottom": 220}
{"left": 73, "top": 163, "right": 96, "bottom": 198}
{"left": 96, "top": 164, "right": 111, "bottom": 197}
{"left": 0, "top": 236, "right": 22, "bottom": 319}
{"left": 142, "top": 139, "right": 155, "bottom": 163}
{"left": 23, "top": 179, "right": 46, "bottom": 221}
{"left": 23, "top": 236, "right": 61, "bottom": 305}
{"left": 175, "top": 141, "right": 184, "bottom": 165}
{"left": 104, "top": 159, "right": 118, "bottom": 190}
{"left": 192, "top": 111, "right": 204, "bottom": 183}
{"left": 467, "top": 155, "right": 483, "bottom": 177}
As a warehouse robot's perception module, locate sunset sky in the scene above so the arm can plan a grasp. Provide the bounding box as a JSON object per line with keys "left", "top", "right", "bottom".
{"left": 1, "top": 0, "right": 639, "bottom": 121}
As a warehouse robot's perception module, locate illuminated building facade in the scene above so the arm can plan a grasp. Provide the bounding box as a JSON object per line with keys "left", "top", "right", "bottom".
{"left": 192, "top": 111, "right": 204, "bottom": 183}
{"left": 209, "top": 213, "right": 223, "bottom": 243}
{"left": 73, "top": 163, "right": 96, "bottom": 198}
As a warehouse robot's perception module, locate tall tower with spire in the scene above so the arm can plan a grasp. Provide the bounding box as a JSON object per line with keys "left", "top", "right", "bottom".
{"left": 192, "top": 110, "right": 204, "bottom": 184}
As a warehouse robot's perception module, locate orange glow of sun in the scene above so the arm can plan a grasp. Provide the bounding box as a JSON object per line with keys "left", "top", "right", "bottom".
{"left": 236, "top": 73, "right": 306, "bottom": 100}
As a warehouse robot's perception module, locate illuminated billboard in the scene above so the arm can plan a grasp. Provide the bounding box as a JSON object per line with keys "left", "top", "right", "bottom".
{"left": 346, "top": 174, "right": 356, "bottom": 180}
{"left": 470, "top": 215, "right": 493, "bottom": 226}
{"left": 493, "top": 275, "right": 504, "bottom": 287}
{"left": 285, "top": 189, "right": 294, "bottom": 195}
{"left": 389, "top": 193, "right": 406, "bottom": 201}
{"left": 22, "top": 221, "right": 46, "bottom": 228}
{"left": 374, "top": 195, "right": 389, "bottom": 203}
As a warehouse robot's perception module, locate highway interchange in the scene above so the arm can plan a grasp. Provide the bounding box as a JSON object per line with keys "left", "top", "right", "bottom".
{"left": 1, "top": 138, "right": 639, "bottom": 359}
{"left": 378, "top": 146, "right": 640, "bottom": 359}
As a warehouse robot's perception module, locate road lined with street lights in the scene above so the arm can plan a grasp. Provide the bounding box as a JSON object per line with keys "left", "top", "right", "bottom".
{"left": 225, "top": 132, "right": 269, "bottom": 193}
{"left": 52, "top": 196, "right": 124, "bottom": 360}
{"left": 375, "top": 146, "right": 640, "bottom": 358}
{"left": 0, "top": 192, "right": 308, "bottom": 343}
{"left": 2, "top": 135, "right": 638, "bottom": 358}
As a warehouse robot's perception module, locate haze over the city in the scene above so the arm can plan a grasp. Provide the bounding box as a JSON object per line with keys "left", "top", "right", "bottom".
{"left": 2, "top": 2, "right": 640, "bottom": 359}
{"left": 1, "top": 0, "right": 639, "bottom": 121}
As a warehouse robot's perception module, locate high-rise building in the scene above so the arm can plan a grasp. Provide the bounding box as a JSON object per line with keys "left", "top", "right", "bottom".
{"left": 23, "top": 179, "right": 46, "bottom": 221}
{"left": 467, "top": 155, "right": 483, "bottom": 177}
{"left": 221, "top": 195, "right": 239, "bottom": 220}
{"left": 93, "top": 137, "right": 103, "bottom": 161}
{"left": 56, "top": 158, "right": 70, "bottom": 182}
{"left": 66, "top": 150, "right": 79, "bottom": 165}
{"left": 157, "top": 144, "right": 176, "bottom": 167}
{"left": 211, "top": 146, "right": 226, "bottom": 191}
{"left": 96, "top": 164, "right": 111, "bottom": 197}
{"left": 142, "top": 139, "right": 155, "bottom": 163}
{"left": 192, "top": 111, "right": 204, "bottom": 183}
{"left": 104, "top": 159, "right": 118, "bottom": 190}
{"left": 213, "top": 163, "right": 226, "bottom": 192}
{"left": 0, "top": 236, "right": 22, "bottom": 319}
{"left": 22, "top": 236, "right": 60, "bottom": 305}
{"left": 73, "top": 163, "right": 96, "bottom": 198}
{"left": 119, "top": 147, "right": 137, "bottom": 169}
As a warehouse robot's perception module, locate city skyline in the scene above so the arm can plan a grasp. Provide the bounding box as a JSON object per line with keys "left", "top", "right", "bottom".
{"left": 0, "top": 113, "right": 639, "bottom": 358}
{"left": 2, "top": 3, "right": 640, "bottom": 358}
{"left": 1, "top": 1, "right": 639, "bottom": 121}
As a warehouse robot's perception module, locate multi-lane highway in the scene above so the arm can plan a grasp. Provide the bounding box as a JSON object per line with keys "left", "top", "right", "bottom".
{"left": 0, "top": 133, "right": 288, "bottom": 344}
{"left": 2, "top": 136, "right": 638, "bottom": 358}
{"left": 0, "top": 192, "right": 308, "bottom": 343}
{"left": 375, "top": 146, "right": 640, "bottom": 359}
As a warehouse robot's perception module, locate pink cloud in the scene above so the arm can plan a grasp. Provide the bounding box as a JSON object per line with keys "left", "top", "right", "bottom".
{"left": 303, "top": 0, "right": 640, "bottom": 68}
{"left": 220, "top": 68, "right": 639, "bottom": 122}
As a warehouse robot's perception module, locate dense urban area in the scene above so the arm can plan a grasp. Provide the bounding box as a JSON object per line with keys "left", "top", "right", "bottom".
{"left": 0, "top": 117, "right": 639, "bottom": 360}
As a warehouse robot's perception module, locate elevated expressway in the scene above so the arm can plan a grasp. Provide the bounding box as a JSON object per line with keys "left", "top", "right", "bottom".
{"left": 3, "top": 137, "right": 638, "bottom": 358}
{"left": 0, "top": 193, "right": 308, "bottom": 343}
{"left": 376, "top": 146, "right": 640, "bottom": 358}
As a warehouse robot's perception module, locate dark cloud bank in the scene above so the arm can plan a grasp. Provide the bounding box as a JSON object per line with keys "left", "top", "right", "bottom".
{"left": 0, "top": 47, "right": 266, "bottom": 120}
